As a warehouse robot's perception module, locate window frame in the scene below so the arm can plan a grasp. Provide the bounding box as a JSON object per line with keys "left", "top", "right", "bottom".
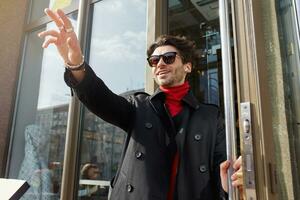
{"left": 6, "top": 0, "right": 156, "bottom": 199}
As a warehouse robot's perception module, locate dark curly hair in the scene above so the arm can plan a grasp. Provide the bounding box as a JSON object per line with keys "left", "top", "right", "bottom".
{"left": 147, "top": 35, "right": 197, "bottom": 66}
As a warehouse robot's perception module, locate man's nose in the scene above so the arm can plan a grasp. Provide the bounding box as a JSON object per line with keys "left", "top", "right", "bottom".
{"left": 157, "top": 57, "right": 166, "bottom": 67}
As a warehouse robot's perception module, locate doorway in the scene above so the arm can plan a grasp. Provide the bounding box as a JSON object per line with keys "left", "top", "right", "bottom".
{"left": 167, "top": 0, "right": 240, "bottom": 162}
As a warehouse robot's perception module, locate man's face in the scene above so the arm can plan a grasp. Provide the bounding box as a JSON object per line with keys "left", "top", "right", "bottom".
{"left": 150, "top": 45, "right": 191, "bottom": 87}
{"left": 87, "top": 167, "right": 100, "bottom": 179}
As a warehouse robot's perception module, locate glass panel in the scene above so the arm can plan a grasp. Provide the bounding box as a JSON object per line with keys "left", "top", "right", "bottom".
{"left": 167, "top": 0, "right": 236, "bottom": 114}
{"left": 77, "top": 0, "right": 147, "bottom": 199}
{"left": 28, "top": 0, "right": 79, "bottom": 23}
{"left": 167, "top": 0, "right": 240, "bottom": 153}
{"left": 8, "top": 14, "right": 77, "bottom": 199}
{"left": 276, "top": 0, "right": 300, "bottom": 198}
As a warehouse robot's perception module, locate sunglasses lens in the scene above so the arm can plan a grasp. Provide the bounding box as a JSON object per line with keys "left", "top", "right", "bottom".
{"left": 162, "top": 52, "right": 176, "bottom": 64}
{"left": 147, "top": 52, "right": 178, "bottom": 67}
{"left": 148, "top": 56, "right": 160, "bottom": 67}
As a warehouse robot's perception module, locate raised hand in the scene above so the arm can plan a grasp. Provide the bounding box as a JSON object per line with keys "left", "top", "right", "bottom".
{"left": 38, "top": 8, "right": 83, "bottom": 66}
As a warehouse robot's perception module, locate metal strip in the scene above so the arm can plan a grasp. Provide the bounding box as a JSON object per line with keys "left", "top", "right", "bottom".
{"left": 60, "top": 0, "right": 90, "bottom": 199}
{"left": 240, "top": 102, "right": 257, "bottom": 200}
{"left": 292, "top": 0, "right": 300, "bottom": 56}
{"left": 219, "top": 0, "right": 238, "bottom": 199}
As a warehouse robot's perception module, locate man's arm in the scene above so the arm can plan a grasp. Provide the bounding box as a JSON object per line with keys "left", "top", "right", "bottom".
{"left": 38, "top": 8, "right": 135, "bottom": 132}
{"left": 64, "top": 62, "right": 135, "bottom": 132}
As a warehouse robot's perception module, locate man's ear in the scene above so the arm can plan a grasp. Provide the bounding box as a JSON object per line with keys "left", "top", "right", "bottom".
{"left": 184, "top": 62, "right": 192, "bottom": 73}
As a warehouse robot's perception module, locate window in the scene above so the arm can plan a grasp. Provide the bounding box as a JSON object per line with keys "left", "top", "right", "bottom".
{"left": 76, "top": 0, "right": 147, "bottom": 199}
{"left": 276, "top": 0, "right": 300, "bottom": 198}
{"left": 28, "top": 0, "right": 79, "bottom": 23}
{"left": 8, "top": 14, "right": 77, "bottom": 199}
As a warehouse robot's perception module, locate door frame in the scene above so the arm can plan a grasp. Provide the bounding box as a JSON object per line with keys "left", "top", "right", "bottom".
{"left": 232, "top": 0, "right": 277, "bottom": 199}
{"left": 153, "top": 0, "right": 278, "bottom": 199}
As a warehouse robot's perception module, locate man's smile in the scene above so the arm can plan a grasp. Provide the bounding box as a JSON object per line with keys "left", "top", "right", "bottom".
{"left": 156, "top": 70, "right": 170, "bottom": 76}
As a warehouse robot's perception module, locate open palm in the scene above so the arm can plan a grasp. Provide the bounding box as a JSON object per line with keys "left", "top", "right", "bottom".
{"left": 38, "top": 8, "right": 83, "bottom": 65}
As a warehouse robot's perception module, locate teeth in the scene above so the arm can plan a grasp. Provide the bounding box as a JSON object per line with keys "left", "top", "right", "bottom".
{"left": 158, "top": 71, "right": 167, "bottom": 75}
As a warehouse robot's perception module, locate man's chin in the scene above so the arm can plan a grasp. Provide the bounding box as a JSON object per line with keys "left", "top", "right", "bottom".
{"left": 159, "top": 81, "right": 173, "bottom": 87}
{"left": 154, "top": 77, "right": 173, "bottom": 87}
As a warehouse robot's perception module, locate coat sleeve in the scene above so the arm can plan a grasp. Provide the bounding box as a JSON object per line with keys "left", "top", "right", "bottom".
{"left": 214, "top": 110, "right": 227, "bottom": 167}
{"left": 213, "top": 110, "right": 228, "bottom": 199}
{"left": 64, "top": 62, "right": 135, "bottom": 132}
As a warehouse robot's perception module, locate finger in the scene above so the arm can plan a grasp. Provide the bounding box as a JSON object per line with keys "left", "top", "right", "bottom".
{"left": 67, "top": 37, "right": 84, "bottom": 63}
{"left": 38, "top": 30, "right": 60, "bottom": 38}
{"left": 67, "top": 37, "right": 77, "bottom": 49}
{"left": 220, "top": 160, "right": 230, "bottom": 173}
{"left": 44, "top": 8, "right": 64, "bottom": 28}
{"left": 42, "top": 37, "right": 58, "bottom": 48}
{"left": 67, "top": 37, "right": 82, "bottom": 53}
{"left": 231, "top": 171, "right": 243, "bottom": 181}
{"left": 57, "top": 9, "right": 73, "bottom": 30}
{"left": 232, "top": 178, "right": 243, "bottom": 187}
{"left": 233, "top": 156, "right": 242, "bottom": 170}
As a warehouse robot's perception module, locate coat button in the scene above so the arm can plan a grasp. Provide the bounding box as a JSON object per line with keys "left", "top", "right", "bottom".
{"left": 135, "top": 151, "right": 143, "bottom": 159}
{"left": 178, "top": 128, "right": 184, "bottom": 134}
{"left": 194, "top": 134, "right": 202, "bottom": 141}
{"left": 199, "top": 165, "right": 207, "bottom": 173}
{"left": 145, "top": 122, "right": 152, "bottom": 129}
{"left": 126, "top": 184, "right": 133, "bottom": 192}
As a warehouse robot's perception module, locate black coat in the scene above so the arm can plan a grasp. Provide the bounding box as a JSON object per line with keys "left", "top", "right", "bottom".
{"left": 65, "top": 63, "right": 227, "bottom": 200}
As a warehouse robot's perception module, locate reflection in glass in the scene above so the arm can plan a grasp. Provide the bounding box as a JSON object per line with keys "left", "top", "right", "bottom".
{"left": 276, "top": 0, "right": 300, "bottom": 197}
{"left": 167, "top": 0, "right": 239, "bottom": 149}
{"left": 9, "top": 14, "right": 77, "bottom": 199}
{"left": 77, "top": 0, "right": 147, "bottom": 199}
{"left": 28, "top": 0, "right": 79, "bottom": 23}
{"left": 168, "top": 0, "right": 233, "bottom": 109}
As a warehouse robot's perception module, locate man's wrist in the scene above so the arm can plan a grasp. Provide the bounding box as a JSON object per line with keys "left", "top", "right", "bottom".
{"left": 65, "top": 56, "right": 85, "bottom": 71}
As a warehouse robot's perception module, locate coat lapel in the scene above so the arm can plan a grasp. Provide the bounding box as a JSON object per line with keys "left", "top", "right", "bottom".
{"left": 149, "top": 89, "right": 176, "bottom": 146}
{"left": 175, "top": 106, "right": 190, "bottom": 156}
{"left": 149, "top": 88, "right": 201, "bottom": 146}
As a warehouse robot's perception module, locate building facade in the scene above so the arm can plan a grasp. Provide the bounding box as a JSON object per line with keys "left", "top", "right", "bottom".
{"left": 0, "top": 0, "right": 299, "bottom": 199}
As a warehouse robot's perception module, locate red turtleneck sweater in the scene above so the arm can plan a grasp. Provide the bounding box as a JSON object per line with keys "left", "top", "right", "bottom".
{"left": 160, "top": 82, "right": 190, "bottom": 200}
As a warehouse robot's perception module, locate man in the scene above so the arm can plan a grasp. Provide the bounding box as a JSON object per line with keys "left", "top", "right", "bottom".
{"left": 38, "top": 8, "right": 243, "bottom": 200}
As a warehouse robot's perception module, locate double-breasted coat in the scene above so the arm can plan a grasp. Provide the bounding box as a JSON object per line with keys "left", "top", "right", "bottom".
{"left": 65, "top": 63, "right": 227, "bottom": 200}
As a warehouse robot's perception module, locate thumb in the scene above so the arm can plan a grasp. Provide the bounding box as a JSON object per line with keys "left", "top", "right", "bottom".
{"left": 220, "top": 160, "right": 230, "bottom": 176}
{"left": 67, "top": 37, "right": 83, "bottom": 64}
{"left": 220, "top": 160, "right": 230, "bottom": 193}
{"left": 67, "top": 37, "right": 77, "bottom": 50}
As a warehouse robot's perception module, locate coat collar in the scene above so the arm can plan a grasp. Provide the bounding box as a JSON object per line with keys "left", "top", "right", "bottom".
{"left": 149, "top": 87, "right": 200, "bottom": 110}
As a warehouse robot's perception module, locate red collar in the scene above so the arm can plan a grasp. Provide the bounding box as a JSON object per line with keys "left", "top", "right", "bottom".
{"left": 159, "top": 82, "right": 190, "bottom": 116}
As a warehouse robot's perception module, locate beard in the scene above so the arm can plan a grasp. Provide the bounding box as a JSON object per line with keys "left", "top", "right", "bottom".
{"left": 154, "top": 73, "right": 185, "bottom": 87}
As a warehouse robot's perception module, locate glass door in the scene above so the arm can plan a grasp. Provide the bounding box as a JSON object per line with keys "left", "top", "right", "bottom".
{"left": 168, "top": 0, "right": 235, "bottom": 110}
{"left": 276, "top": 0, "right": 300, "bottom": 198}
{"left": 167, "top": 0, "right": 241, "bottom": 198}
{"left": 7, "top": 13, "right": 78, "bottom": 200}
{"left": 75, "top": 0, "right": 147, "bottom": 199}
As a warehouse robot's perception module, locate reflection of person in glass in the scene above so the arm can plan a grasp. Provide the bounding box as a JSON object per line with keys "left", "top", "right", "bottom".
{"left": 81, "top": 163, "right": 101, "bottom": 180}
{"left": 18, "top": 125, "right": 53, "bottom": 200}
{"left": 78, "top": 163, "right": 101, "bottom": 199}
{"left": 38, "top": 8, "right": 244, "bottom": 200}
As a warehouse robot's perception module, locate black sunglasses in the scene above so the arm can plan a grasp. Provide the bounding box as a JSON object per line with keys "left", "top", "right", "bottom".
{"left": 147, "top": 52, "right": 180, "bottom": 67}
